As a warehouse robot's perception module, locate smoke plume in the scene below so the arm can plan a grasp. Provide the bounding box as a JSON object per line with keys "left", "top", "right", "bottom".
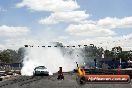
{"left": 21, "top": 45, "right": 84, "bottom": 76}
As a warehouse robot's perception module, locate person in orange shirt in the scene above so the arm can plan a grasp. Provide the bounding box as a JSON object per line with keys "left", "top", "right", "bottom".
{"left": 78, "top": 67, "right": 85, "bottom": 76}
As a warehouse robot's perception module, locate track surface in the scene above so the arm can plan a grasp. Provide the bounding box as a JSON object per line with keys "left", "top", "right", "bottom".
{"left": 0, "top": 73, "right": 132, "bottom": 88}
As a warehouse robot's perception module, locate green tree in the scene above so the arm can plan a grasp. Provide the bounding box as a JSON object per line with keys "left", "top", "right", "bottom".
{"left": 0, "top": 49, "right": 19, "bottom": 63}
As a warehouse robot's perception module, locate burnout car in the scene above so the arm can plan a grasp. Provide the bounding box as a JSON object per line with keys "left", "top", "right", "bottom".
{"left": 33, "top": 66, "right": 49, "bottom": 76}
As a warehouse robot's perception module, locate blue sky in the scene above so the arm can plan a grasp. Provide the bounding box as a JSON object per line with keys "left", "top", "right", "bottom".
{"left": 0, "top": 0, "right": 132, "bottom": 50}
{"left": 78, "top": 0, "right": 132, "bottom": 18}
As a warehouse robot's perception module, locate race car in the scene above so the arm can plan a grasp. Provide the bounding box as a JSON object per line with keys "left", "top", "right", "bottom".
{"left": 33, "top": 66, "right": 49, "bottom": 76}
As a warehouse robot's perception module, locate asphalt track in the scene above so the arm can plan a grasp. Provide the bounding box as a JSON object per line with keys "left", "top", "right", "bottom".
{"left": 0, "top": 73, "right": 132, "bottom": 88}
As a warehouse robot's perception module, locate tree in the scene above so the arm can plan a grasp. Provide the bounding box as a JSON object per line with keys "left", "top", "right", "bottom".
{"left": 112, "top": 46, "right": 122, "bottom": 60}
{"left": 0, "top": 49, "right": 20, "bottom": 63}
{"left": 104, "top": 50, "right": 113, "bottom": 58}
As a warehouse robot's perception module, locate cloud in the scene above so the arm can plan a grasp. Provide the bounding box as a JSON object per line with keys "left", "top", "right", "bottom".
{"left": 17, "top": 0, "right": 91, "bottom": 26}
{"left": 66, "top": 33, "right": 132, "bottom": 51}
{"left": 1, "top": 32, "right": 132, "bottom": 51}
{"left": 65, "top": 23, "right": 116, "bottom": 37}
{"left": 65, "top": 16, "right": 132, "bottom": 37}
{"left": 14, "top": 0, "right": 132, "bottom": 51}
{"left": 0, "top": 38, "right": 37, "bottom": 50}
{"left": 39, "top": 11, "right": 89, "bottom": 24}
{"left": 0, "top": 7, "right": 7, "bottom": 12}
{"left": 0, "top": 25, "right": 30, "bottom": 37}
{"left": 17, "top": 0, "right": 89, "bottom": 25}
{"left": 16, "top": 0, "right": 79, "bottom": 12}
{"left": 98, "top": 16, "right": 132, "bottom": 29}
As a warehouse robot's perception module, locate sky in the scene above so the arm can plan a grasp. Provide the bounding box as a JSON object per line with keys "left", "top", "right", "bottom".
{"left": 0, "top": 0, "right": 132, "bottom": 50}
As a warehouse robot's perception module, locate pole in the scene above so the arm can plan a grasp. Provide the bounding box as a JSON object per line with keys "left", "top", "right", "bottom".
{"left": 94, "top": 59, "right": 96, "bottom": 69}
{"left": 118, "top": 65, "right": 120, "bottom": 75}
{"left": 120, "top": 58, "right": 121, "bottom": 69}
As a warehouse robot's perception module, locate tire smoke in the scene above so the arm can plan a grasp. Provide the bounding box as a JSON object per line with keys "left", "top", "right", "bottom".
{"left": 21, "top": 46, "right": 84, "bottom": 76}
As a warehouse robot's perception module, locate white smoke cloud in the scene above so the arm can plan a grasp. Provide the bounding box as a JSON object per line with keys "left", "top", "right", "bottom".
{"left": 21, "top": 46, "right": 84, "bottom": 76}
